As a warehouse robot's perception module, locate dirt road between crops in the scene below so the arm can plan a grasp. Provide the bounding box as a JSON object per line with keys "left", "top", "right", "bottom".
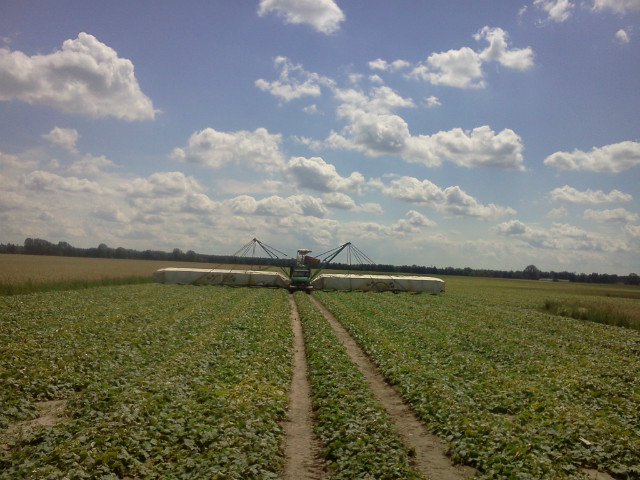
{"left": 309, "top": 295, "right": 476, "bottom": 480}
{"left": 282, "top": 296, "right": 324, "bottom": 480}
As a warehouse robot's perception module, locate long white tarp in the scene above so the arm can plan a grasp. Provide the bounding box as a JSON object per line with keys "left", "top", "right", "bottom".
{"left": 153, "top": 268, "right": 289, "bottom": 288}
{"left": 311, "top": 273, "right": 444, "bottom": 293}
{"left": 153, "top": 268, "right": 444, "bottom": 293}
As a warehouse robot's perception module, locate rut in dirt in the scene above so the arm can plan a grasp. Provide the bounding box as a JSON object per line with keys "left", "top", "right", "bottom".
{"left": 308, "top": 295, "right": 476, "bottom": 480}
{"left": 281, "top": 295, "right": 324, "bottom": 480}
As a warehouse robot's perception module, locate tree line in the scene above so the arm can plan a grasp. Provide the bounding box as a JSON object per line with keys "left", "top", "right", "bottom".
{"left": 1, "top": 237, "right": 638, "bottom": 285}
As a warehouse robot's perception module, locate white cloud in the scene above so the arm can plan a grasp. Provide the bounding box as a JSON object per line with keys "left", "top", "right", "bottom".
{"left": 255, "top": 56, "right": 333, "bottom": 103}
{"left": 411, "top": 47, "right": 485, "bottom": 89}
{"left": 404, "top": 126, "right": 525, "bottom": 169}
{"left": 475, "top": 27, "right": 534, "bottom": 70}
{"left": 171, "top": 127, "right": 285, "bottom": 172}
{"left": 392, "top": 210, "right": 436, "bottom": 234}
{"left": 322, "top": 192, "right": 357, "bottom": 209}
{"left": 592, "top": 0, "right": 640, "bottom": 14}
{"left": 550, "top": 185, "right": 633, "bottom": 203}
{"left": 533, "top": 0, "right": 575, "bottom": 23}
{"left": 42, "top": 127, "right": 79, "bottom": 152}
{"left": 21, "top": 170, "right": 103, "bottom": 194}
{"left": 285, "top": 156, "right": 364, "bottom": 193}
{"left": 257, "top": 0, "right": 345, "bottom": 34}
{"left": 0, "top": 33, "right": 156, "bottom": 120}
{"left": 424, "top": 96, "right": 441, "bottom": 108}
{"left": 544, "top": 141, "right": 640, "bottom": 172}
{"left": 68, "top": 154, "right": 116, "bottom": 176}
{"left": 495, "top": 219, "right": 627, "bottom": 252}
{"left": 546, "top": 206, "right": 568, "bottom": 219}
{"left": 124, "top": 171, "right": 202, "bottom": 198}
{"left": 615, "top": 28, "right": 630, "bottom": 43}
{"left": 626, "top": 224, "right": 640, "bottom": 237}
{"left": 321, "top": 192, "right": 383, "bottom": 214}
{"left": 584, "top": 208, "right": 638, "bottom": 223}
{"left": 408, "top": 26, "right": 533, "bottom": 89}
{"left": 380, "top": 175, "right": 516, "bottom": 220}
{"left": 330, "top": 85, "right": 524, "bottom": 169}
{"left": 368, "top": 58, "right": 411, "bottom": 72}
{"left": 228, "top": 193, "right": 328, "bottom": 218}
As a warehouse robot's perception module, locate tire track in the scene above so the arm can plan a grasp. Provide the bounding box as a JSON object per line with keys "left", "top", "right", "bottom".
{"left": 309, "top": 294, "right": 475, "bottom": 480}
{"left": 282, "top": 295, "right": 324, "bottom": 480}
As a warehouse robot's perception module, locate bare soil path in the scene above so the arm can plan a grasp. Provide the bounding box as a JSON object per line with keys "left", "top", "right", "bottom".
{"left": 309, "top": 295, "right": 476, "bottom": 480}
{"left": 281, "top": 295, "right": 324, "bottom": 480}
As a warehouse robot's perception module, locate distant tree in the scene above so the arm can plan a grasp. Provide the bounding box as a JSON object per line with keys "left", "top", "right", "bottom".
{"left": 524, "top": 265, "right": 541, "bottom": 280}
{"left": 627, "top": 273, "right": 640, "bottom": 285}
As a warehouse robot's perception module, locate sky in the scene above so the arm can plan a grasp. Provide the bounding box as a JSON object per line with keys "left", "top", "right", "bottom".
{"left": 1, "top": 0, "right": 639, "bottom": 274}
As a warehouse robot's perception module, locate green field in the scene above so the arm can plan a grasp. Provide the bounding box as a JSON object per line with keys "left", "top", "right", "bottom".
{"left": 1, "top": 274, "right": 639, "bottom": 479}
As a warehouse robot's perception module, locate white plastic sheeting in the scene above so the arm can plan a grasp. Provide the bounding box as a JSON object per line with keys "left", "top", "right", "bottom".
{"left": 311, "top": 274, "right": 445, "bottom": 293}
{"left": 153, "top": 268, "right": 289, "bottom": 288}
{"left": 153, "top": 268, "right": 445, "bottom": 293}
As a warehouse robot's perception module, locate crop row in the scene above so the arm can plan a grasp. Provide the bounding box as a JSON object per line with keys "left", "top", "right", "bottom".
{"left": 294, "top": 292, "right": 421, "bottom": 479}
{"left": 314, "top": 290, "right": 640, "bottom": 479}
{"left": 1, "top": 285, "right": 292, "bottom": 479}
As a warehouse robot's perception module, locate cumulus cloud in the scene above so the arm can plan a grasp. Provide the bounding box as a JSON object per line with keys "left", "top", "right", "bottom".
{"left": 475, "top": 27, "right": 534, "bottom": 70}
{"left": 257, "top": 0, "right": 345, "bottom": 34}
{"left": 533, "top": 0, "right": 575, "bottom": 23}
{"left": 380, "top": 175, "right": 516, "bottom": 220}
{"left": 544, "top": 141, "right": 640, "bottom": 172}
{"left": 322, "top": 192, "right": 357, "bottom": 210}
{"left": 615, "top": 28, "right": 631, "bottom": 44}
{"left": 392, "top": 210, "right": 436, "bottom": 233}
{"left": 228, "top": 193, "right": 328, "bottom": 218}
{"left": 495, "top": 219, "right": 626, "bottom": 252}
{"left": 368, "top": 58, "right": 411, "bottom": 72}
{"left": 584, "top": 208, "right": 638, "bottom": 223}
{"left": 124, "top": 171, "right": 202, "bottom": 198}
{"left": 546, "top": 206, "right": 568, "bottom": 219}
{"left": 285, "top": 156, "right": 365, "bottom": 193}
{"left": 42, "top": 127, "right": 79, "bottom": 152}
{"left": 410, "top": 46, "right": 485, "bottom": 89}
{"left": 407, "top": 26, "right": 533, "bottom": 89}
{"left": 68, "top": 154, "right": 116, "bottom": 176}
{"left": 550, "top": 185, "right": 633, "bottom": 203}
{"left": 0, "top": 33, "right": 156, "bottom": 120}
{"left": 21, "top": 170, "right": 102, "bottom": 194}
{"left": 329, "top": 85, "right": 525, "bottom": 169}
{"left": 404, "top": 126, "right": 525, "bottom": 169}
{"left": 424, "top": 96, "right": 441, "bottom": 108}
{"left": 592, "top": 0, "right": 640, "bottom": 14}
{"left": 171, "top": 127, "right": 284, "bottom": 172}
{"left": 255, "top": 56, "right": 333, "bottom": 103}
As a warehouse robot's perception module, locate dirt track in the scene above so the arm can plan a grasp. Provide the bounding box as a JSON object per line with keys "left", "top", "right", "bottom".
{"left": 281, "top": 293, "right": 475, "bottom": 479}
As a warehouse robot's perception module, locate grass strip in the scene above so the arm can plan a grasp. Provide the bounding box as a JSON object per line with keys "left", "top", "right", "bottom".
{"left": 315, "top": 290, "right": 640, "bottom": 479}
{"left": 542, "top": 298, "right": 639, "bottom": 331}
{"left": 1, "top": 285, "right": 292, "bottom": 478}
{"left": 294, "top": 292, "right": 421, "bottom": 480}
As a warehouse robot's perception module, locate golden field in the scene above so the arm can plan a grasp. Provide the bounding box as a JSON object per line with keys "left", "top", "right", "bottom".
{"left": 0, "top": 254, "right": 257, "bottom": 285}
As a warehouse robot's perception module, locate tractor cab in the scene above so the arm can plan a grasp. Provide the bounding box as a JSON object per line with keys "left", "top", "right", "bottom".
{"left": 289, "top": 249, "right": 313, "bottom": 291}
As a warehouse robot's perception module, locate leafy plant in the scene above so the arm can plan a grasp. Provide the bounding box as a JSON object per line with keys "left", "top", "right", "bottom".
{"left": 315, "top": 289, "right": 640, "bottom": 479}
{"left": 1, "top": 285, "right": 292, "bottom": 478}
{"left": 294, "top": 292, "right": 421, "bottom": 479}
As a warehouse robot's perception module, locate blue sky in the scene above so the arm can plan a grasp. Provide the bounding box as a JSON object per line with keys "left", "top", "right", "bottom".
{"left": 1, "top": 0, "right": 639, "bottom": 274}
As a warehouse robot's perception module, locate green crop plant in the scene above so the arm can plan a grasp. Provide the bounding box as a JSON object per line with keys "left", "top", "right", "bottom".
{"left": 314, "top": 289, "right": 640, "bottom": 479}
{"left": 294, "top": 292, "right": 422, "bottom": 479}
{"left": 1, "top": 285, "right": 292, "bottom": 478}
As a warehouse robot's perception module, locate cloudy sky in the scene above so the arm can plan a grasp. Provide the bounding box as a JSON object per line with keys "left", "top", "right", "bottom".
{"left": 1, "top": 1, "right": 639, "bottom": 274}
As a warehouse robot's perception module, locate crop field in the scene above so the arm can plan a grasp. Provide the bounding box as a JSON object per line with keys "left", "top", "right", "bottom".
{"left": 1, "top": 285, "right": 292, "bottom": 478}
{"left": 315, "top": 284, "right": 640, "bottom": 478}
{"left": 0, "top": 254, "right": 259, "bottom": 295}
{"left": 1, "top": 259, "right": 639, "bottom": 479}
